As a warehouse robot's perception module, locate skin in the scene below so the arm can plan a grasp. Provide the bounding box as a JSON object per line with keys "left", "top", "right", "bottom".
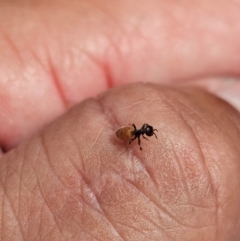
{"left": 0, "top": 0, "right": 240, "bottom": 240}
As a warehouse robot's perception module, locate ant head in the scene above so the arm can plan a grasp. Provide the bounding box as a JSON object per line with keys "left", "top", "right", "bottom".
{"left": 142, "top": 124, "right": 154, "bottom": 136}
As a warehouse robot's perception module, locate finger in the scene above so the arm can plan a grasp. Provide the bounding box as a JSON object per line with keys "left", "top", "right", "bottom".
{"left": 1, "top": 0, "right": 240, "bottom": 148}
{"left": 1, "top": 83, "right": 239, "bottom": 240}
{"left": 178, "top": 79, "right": 240, "bottom": 113}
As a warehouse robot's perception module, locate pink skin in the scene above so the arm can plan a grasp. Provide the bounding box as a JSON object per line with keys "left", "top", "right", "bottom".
{"left": 0, "top": 0, "right": 240, "bottom": 149}
{"left": 0, "top": 0, "right": 240, "bottom": 240}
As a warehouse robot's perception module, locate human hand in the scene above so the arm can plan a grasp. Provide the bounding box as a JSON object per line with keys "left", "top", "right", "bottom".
{"left": 0, "top": 0, "right": 240, "bottom": 240}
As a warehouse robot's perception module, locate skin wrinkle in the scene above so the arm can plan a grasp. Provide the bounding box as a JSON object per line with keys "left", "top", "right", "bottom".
{"left": 122, "top": 178, "right": 175, "bottom": 240}
{"left": 66, "top": 101, "right": 111, "bottom": 180}
{"left": 178, "top": 202, "right": 215, "bottom": 211}
{"left": 138, "top": 213, "right": 174, "bottom": 241}
{"left": 131, "top": 150, "right": 159, "bottom": 187}
{"left": 28, "top": 197, "right": 43, "bottom": 240}
{"left": 35, "top": 202, "right": 43, "bottom": 240}
{"left": 211, "top": 110, "right": 240, "bottom": 155}
{"left": 37, "top": 164, "right": 101, "bottom": 240}
{"left": 98, "top": 207, "right": 127, "bottom": 241}
{"left": 67, "top": 130, "right": 86, "bottom": 176}
{"left": 87, "top": 27, "right": 127, "bottom": 89}
{"left": 40, "top": 121, "right": 92, "bottom": 189}
{"left": 113, "top": 219, "right": 170, "bottom": 241}
{"left": 89, "top": 0, "right": 119, "bottom": 25}
{"left": 0, "top": 183, "right": 4, "bottom": 241}
{"left": 74, "top": 48, "right": 106, "bottom": 83}
{"left": 39, "top": 133, "right": 68, "bottom": 189}
{"left": 79, "top": 199, "right": 118, "bottom": 241}
{"left": 234, "top": 216, "right": 240, "bottom": 240}
{"left": 39, "top": 124, "right": 124, "bottom": 241}
{"left": 0, "top": 150, "right": 23, "bottom": 240}
{"left": 155, "top": 89, "right": 220, "bottom": 236}
{"left": 68, "top": 159, "right": 103, "bottom": 217}
{"left": 67, "top": 150, "right": 119, "bottom": 227}
{"left": 98, "top": 175, "right": 154, "bottom": 240}
{"left": 102, "top": 61, "right": 114, "bottom": 89}
{"left": 113, "top": 167, "right": 171, "bottom": 231}
{"left": 96, "top": 95, "right": 122, "bottom": 133}
{"left": 0, "top": 83, "right": 239, "bottom": 239}
{"left": 157, "top": 90, "right": 214, "bottom": 188}
{"left": 100, "top": 32, "right": 121, "bottom": 88}
{"left": 146, "top": 183, "right": 213, "bottom": 229}
{"left": 218, "top": 112, "right": 240, "bottom": 145}
{"left": 170, "top": 94, "right": 230, "bottom": 177}
{"left": 96, "top": 11, "right": 154, "bottom": 86}
{"left": 180, "top": 114, "right": 238, "bottom": 239}
{"left": 34, "top": 136, "right": 67, "bottom": 241}
{"left": 177, "top": 111, "right": 214, "bottom": 193}
{"left": 17, "top": 146, "right": 25, "bottom": 237}
{"left": 169, "top": 90, "right": 240, "bottom": 237}
{"left": 171, "top": 145, "right": 193, "bottom": 204}
{"left": 123, "top": 97, "right": 160, "bottom": 110}
{"left": 161, "top": 94, "right": 218, "bottom": 236}
{"left": 4, "top": 149, "right": 32, "bottom": 239}
{"left": 94, "top": 181, "right": 128, "bottom": 241}
{"left": 32, "top": 173, "right": 66, "bottom": 241}
{"left": 176, "top": 88, "right": 240, "bottom": 155}
{"left": 84, "top": 234, "right": 102, "bottom": 241}
{"left": 68, "top": 201, "right": 103, "bottom": 241}
{"left": 47, "top": 56, "right": 68, "bottom": 109}
{"left": 27, "top": 138, "right": 42, "bottom": 174}
{"left": 29, "top": 46, "right": 48, "bottom": 78}
{"left": 1, "top": 31, "right": 24, "bottom": 65}
{"left": 112, "top": 151, "right": 210, "bottom": 231}
{"left": 183, "top": 78, "right": 240, "bottom": 113}
{"left": 114, "top": 219, "right": 143, "bottom": 234}
{"left": 0, "top": 167, "right": 25, "bottom": 240}
{"left": 80, "top": 201, "right": 117, "bottom": 240}
{"left": 162, "top": 91, "right": 240, "bottom": 239}
{"left": 53, "top": 17, "right": 120, "bottom": 96}
{"left": 89, "top": 0, "right": 129, "bottom": 47}
{"left": 158, "top": 89, "right": 217, "bottom": 179}
{"left": 82, "top": 127, "right": 104, "bottom": 160}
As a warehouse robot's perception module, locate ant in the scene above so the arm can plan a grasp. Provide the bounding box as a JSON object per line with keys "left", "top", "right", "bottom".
{"left": 116, "top": 123, "right": 158, "bottom": 151}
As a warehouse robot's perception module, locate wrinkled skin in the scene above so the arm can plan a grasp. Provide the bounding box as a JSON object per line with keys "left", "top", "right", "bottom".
{"left": 0, "top": 0, "right": 240, "bottom": 241}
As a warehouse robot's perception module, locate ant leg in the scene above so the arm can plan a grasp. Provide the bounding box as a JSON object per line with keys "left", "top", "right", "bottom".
{"left": 126, "top": 136, "right": 137, "bottom": 150}
{"left": 132, "top": 123, "right": 137, "bottom": 131}
{"left": 153, "top": 129, "right": 158, "bottom": 139}
{"left": 142, "top": 135, "right": 149, "bottom": 141}
{"left": 138, "top": 136, "right": 142, "bottom": 151}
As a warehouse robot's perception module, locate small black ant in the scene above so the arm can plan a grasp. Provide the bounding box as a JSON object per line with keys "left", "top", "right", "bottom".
{"left": 116, "top": 123, "right": 158, "bottom": 151}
